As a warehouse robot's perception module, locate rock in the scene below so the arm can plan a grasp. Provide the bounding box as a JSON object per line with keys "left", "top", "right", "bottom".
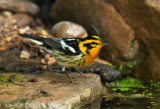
{"left": 0, "top": 49, "right": 42, "bottom": 73}
{"left": 42, "top": 65, "right": 48, "bottom": 70}
{"left": 41, "top": 56, "right": 56, "bottom": 66}
{"left": 51, "top": 21, "right": 88, "bottom": 38}
{"left": 2, "top": 11, "right": 12, "bottom": 18}
{"left": 20, "top": 51, "right": 31, "bottom": 59}
{"left": 41, "top": 59, "right": 46, "bottom": 65}
{"left": 13, "top": 13, "right": 35, "bottom": 27}
{"left": 45, "top": 54, "right": 51, "bottom": 60}
{"left": 4, "top": 59, "right": 42, "bottom": 73}
{"left": 49, "top": 0, "right": 160, "bottom": 80}
{"left": 0, "top": 47, "right": 6, "bottom": 51}
{"left": 18, "top": 26, "right": 31, "bottom": 34}
{"left": 0, "top": 12, "right": 35, "bottom": 28}
{"left": 72, "top": 62, "right": 121, "bottom": 82}
{"left": 0, "top": 0, "right": 39, "bottom": 15}
{"left": 0, "top": 72, "right": 106, "bottom": 109}
{"left": 146, "top": 0, "right": 160, "bottom": 11}
{"left": 107, "top": 0, "right": 160, "bottom": 80}
{"left": 47, "top": 57, "right": 56, "bottom": 66}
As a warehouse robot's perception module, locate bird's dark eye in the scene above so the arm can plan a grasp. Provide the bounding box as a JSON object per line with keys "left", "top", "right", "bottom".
{"left": 91, "top": 42, "right": 97, "bottom": 44}
{"left": 83, "top": 42, "right": 98, "bottom": 49}
{"left": 91, "top": 42, "right": 97, "bottom": 47}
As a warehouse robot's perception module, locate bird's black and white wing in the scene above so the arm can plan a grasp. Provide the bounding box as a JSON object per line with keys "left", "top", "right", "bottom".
{"left": 19, "top": 34, "right": 81, "bottom": 55}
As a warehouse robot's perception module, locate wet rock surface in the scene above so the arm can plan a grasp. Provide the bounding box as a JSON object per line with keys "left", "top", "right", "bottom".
{"left": 0, "top": 72, "right": 106, "bottom": 109}
{"left": 71, "top": 62, "right": 121, "bottom": 82}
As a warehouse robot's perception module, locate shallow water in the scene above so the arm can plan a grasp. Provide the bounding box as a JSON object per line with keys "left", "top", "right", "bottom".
{"left": 81, "top": 89, "right": 160, "bottom": 109}
{"left": 81, "top": 78, "right": 160, "bottom": 109}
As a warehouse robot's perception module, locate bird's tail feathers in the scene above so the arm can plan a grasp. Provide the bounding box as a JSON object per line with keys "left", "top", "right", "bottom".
{"left": 19, "top": 34, "right": 44, "bottom": 45}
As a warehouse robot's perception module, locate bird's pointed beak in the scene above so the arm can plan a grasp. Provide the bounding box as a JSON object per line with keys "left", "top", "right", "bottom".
{"left": 102, "top": 41, "right": 107, "bottom": 45}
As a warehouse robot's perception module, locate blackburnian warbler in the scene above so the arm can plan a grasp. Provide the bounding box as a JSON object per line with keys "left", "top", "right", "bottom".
{"left": 19, "top": 34, "right": 106, "bottom": 82}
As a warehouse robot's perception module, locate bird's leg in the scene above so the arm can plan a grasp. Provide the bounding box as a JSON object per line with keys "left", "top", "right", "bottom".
{"left": 62, "top": 67, "right": 73, "bottom": 83}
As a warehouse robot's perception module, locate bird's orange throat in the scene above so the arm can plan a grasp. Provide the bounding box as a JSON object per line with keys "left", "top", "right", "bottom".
{"left": 84, "top": 45, "right": 102, "bottom": 66}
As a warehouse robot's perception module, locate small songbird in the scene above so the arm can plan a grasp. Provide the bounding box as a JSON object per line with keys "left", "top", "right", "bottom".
{"left": 19, "top": 34, "right": 106, "bottom": 82}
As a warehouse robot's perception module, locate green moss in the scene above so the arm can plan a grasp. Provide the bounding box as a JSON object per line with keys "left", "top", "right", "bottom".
{"left": 150, "top": 101, "right": 155, "bottom": 104}
{"left": 126, "top": 64, "right": 134, "bottom": 68}
{"left": 119, "top": 65, "right": 123, "bottom": 71}
{"left": 154, "top": 82, "right": 160, "bottom": 88}
{"left": 108, "top": 78, "right": 146, "bottom": 91}
{"left": 0, "top": 74, "right": 22, "bottom": 85}
{"left": 132, "top": 90, "right": 137, "bottom": 93}
{"left": 147, "top": 93, "right": 153, "bottom": 96}
{"left": 4, "top": 91, "right": 15, "bottom": 95}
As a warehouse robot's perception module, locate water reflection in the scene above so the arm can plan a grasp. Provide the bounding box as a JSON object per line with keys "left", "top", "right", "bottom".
{"left": 81, "top": 88, "right": 160, "bottom": 109}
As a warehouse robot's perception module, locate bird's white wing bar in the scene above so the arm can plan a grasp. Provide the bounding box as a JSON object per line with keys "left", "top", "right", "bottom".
{"left": 28, "top": 38, "right": 44, "bottom": 45}
{"left": 60, "top": 40, "right": 76, "bottom": 53}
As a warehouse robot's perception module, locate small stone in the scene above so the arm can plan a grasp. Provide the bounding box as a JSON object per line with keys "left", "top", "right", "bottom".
{"left": 0, "top": 47, "right": 6, "bottom": 51}
{"left": 41, "top": 30, "right": 48, "bottom": 36}
{"left": 40, "top": 59, "right": 46, "bottom": 65}
{"left": 47, "top": 60, "right": 55, "bottom": 66}
{"left": 48, "top": 57, "right": 55, "bottom": 62}
{"left": 18, "top": 26, "right": 30, "bottom": 34}
{"left": 8, "top": 75, "right": 16, "bottom": 82}
{"left": 47, "top": 57, "right": 55, "bottom": 66}
{"left": 42, "top": 65, "right": 47, "bottom": 70}
{"left": 28, "top": 78, "right": 38, "bottom": 82}
{"left": 12, "top": 25, "right": 18, "bottom": 30}
{"left": 40, "top": 90, "right": 48, "bottom": 95}
{"left": 13, "top": 14, "right": 34, "bottom": 27}
{"left": 20, "top": 51, "right": 30, "bottom": 59}
{"left": 45, "top": 54, "right": 51, "bottom": 60}
{"left": 51, "top": 21, "right": 88, "bottom": 38}
{"left": 6, "top": 37, "right": 12, "bottom": 42}
{"left": 2, "top": 11, "right": 12, "bottom": 18}
{"left": 11, "top": 19, "right": 17, "bottom": 25}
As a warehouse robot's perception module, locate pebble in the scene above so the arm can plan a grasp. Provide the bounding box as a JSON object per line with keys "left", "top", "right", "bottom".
{"left": 51, "top": 21, "right": 88, "bottom": 38}
{"left": 18, "top": 26, "right": 30, "bottom": 34}
{"left": 28, "top": 78, "right": 38, "bottom": 82}
{"left": 47, "top": 57, "right": 55, "bottom": 66}
{"left": 45, "top": 54, "right": 51, "bottom": 60}
{"left": 42, "top": 65, "right": 47, "bottom": 70}
{"left": 20, "top": 51, "right": 31, "bottom": 59}
{"left": 40, "top": 59, "right": 46, "bottom": 65}
{"left": 2, "top": 11, "right": 12, "bottom": 18}
{"left": 12, "top": 25, "right": 18, "bottom": 30}
{"left": 40, "top": 90, "right": 48, "bottom": 95}
{"left": 0, "top": 47, "right": 6, "bottom": 51}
